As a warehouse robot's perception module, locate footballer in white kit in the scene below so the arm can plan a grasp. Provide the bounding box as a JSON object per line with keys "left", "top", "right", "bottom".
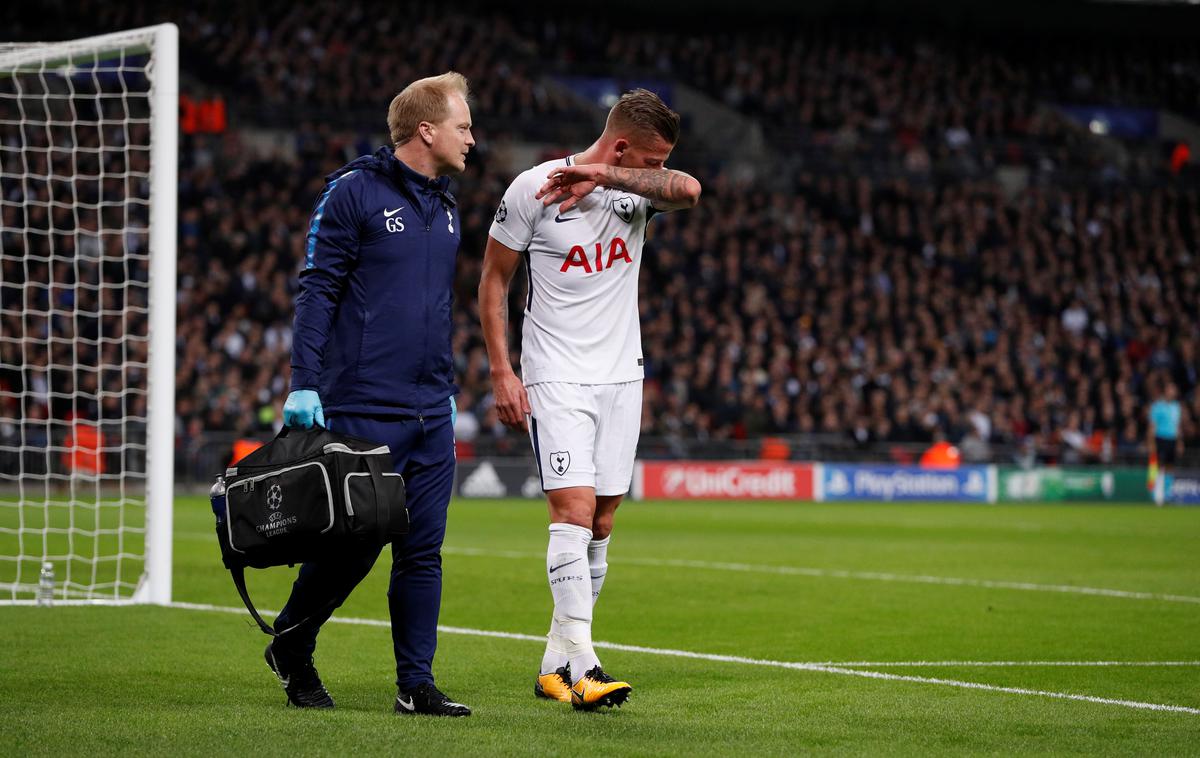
{"left": 479, "top": 90, "right": 702, "bottom": 710}
{"left": 490, "top": 153, "right": 648, "bottom": 494}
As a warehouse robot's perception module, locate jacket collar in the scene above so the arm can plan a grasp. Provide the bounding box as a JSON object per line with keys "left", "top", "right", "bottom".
{"left": 375, "top": 146, "right": 456, "bottom": 207}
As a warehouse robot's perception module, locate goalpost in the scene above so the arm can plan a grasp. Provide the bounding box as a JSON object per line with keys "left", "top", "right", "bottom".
{"left": 0, "top": 24, "right": 177, "bottom": 605}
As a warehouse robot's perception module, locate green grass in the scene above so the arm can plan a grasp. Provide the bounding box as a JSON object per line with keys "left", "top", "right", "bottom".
{"left": 0, "top": 494, "right": 146, "bottom": 597}
{"left": 2, "top": 496, "right": 1199, "bottom": 755}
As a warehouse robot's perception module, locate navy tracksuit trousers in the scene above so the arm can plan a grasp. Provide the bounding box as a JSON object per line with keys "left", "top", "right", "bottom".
{"left": 272, "top": 412, "right": 455, "bottom": 689}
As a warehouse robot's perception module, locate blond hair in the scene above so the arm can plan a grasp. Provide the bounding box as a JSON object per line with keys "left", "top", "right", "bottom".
{"left": 387, "top": 71, "right": 471, "bottom": 147}
{"left": 605, "top": 88, "right": 680, "bottom": 145}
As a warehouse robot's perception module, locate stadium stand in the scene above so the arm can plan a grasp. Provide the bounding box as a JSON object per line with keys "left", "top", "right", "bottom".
{"left": 2, "top": 1, "right": 1197, "bottom": 477}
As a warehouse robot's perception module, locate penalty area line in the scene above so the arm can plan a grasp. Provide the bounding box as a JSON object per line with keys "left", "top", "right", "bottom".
{"left": 168, "top": 601, "right": 1200, "bottom": 716}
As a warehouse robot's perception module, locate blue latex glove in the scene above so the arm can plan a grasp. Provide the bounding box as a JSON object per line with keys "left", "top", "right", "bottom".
{"left": 450, "top": 396, "right": 458, "bottom": 426}
{"left": 283, "top": 389, "right": 325, "bottom": 429}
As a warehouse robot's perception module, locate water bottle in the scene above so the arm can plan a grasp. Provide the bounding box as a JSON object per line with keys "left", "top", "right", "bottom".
{"left": 37, "top": 561, "right": 54, "bottom": 606}
{"left": 210, "top": 475, "right": 227, "bottom": 527}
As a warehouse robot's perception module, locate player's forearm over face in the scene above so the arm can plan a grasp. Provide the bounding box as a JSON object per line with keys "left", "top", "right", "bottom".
{"left": 600, "top": 165, "right": 702, "bottom": 210}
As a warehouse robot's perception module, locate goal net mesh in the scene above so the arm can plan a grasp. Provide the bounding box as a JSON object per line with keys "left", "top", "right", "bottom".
{"left": 0, "top": 29, "right": 168, "bottom": 601}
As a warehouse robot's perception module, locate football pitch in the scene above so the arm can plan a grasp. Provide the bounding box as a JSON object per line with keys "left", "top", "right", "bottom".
{"left": 2, "top": 496, "right": 1199, "bottom": 756}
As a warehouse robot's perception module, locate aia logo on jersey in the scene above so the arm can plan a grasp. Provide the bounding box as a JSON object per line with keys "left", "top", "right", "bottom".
{"left": 613, "top": 196, "right": 634, "bottom": 223}
{"left": 550, "top": 451, "right": 571, "bottom": 476}
{"left": 560, "top": 236, "right": 633, "bottom": 274}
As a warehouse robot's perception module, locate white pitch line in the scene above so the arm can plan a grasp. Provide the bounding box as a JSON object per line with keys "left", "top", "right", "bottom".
{"left": 174, "top": 534, "right": 1200, "bottom": 605}
{"left": 820, "top": 661, "right": 1200, "bottom": 668}
{"left": 803, "top": 667, "right": 1200, "bottom": 715}
{"left": 167, "top": 601, "right": 1200, "bottom": 716}
{"left": 441, "top": 546, "right": 1200, "bottom": 605}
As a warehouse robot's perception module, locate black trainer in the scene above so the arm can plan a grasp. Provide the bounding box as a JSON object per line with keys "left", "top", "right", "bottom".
{"left": 264, "top": 642, "right": 335, "bottom": 709}
{"left": 394, "top": 682, "right": 471, "bottom": 717}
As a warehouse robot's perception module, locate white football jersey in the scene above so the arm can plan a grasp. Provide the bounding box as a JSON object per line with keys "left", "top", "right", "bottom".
{"left": 489, "top": 156, "right": 653, "bottom": 386}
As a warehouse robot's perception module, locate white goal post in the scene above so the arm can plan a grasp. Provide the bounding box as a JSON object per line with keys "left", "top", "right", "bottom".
{"left": 0, "top": 24, "right": 177, "bottom": 605}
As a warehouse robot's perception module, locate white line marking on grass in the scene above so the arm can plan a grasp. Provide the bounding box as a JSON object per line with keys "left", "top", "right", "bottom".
{"left": 823, "top": 660, "right": 1200, "bottom": 668}
{"left": 441, "top": 546, "right": 1200, "bottom": 605}
{"left": 803, "top": 666, "right": 1200, "bottom": 715}
{"left": 579, "top": 639, "right": 1200, "bottom": 714}
{"left": 173, "top": 534, "right": 1200, "bottom": 605}
{"left": 167, "top": 601, "right": 1200, "bottom": 716}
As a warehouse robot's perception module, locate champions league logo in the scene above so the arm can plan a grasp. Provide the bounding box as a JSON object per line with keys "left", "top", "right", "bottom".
{"left": 256, "top": 481, "right": 297, "bottom": 536}
{"left": 494, "top": 199, "right": 507, "bottom": 223}
{"left": 267, "top": 483, "right": 283, "bottom": 511}
{"left": 613, "top": 196, "right": 634, "bottom": 223}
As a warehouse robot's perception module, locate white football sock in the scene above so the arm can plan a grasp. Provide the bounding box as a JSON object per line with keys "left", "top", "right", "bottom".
{"left": 541, "top": 522, "right": 598, "bottom": 680}
{"left": 588, "top": 535, "right": 609, "bottom": 607}
{"left": 540, "top": 617, "right": 568, "bottom": 676}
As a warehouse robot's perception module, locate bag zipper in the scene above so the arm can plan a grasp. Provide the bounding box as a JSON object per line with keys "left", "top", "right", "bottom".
{"left": 227, "top": 460, "right": 330, "bottom": 490}
{"left": 231, "top": 448, "right": 329, "bottom": 475}
{"left": 322, "top": 442, "right": 390, "bottom": 456}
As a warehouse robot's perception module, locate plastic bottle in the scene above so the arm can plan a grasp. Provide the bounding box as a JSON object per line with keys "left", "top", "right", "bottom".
{"left": 210, "top": 475, "right": 227, "bottom": 527}
{"left": 37, "top": 562, "right": 54, "bottom": 606}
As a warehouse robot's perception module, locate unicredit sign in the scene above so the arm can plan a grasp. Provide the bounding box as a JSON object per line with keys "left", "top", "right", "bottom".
{"left": 638, "top": 461, "right": 814, "bottom": 500}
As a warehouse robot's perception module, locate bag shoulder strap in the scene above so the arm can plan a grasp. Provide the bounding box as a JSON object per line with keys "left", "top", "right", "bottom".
{"left": 230, "top": 564, "right": 276, "bottom": 636}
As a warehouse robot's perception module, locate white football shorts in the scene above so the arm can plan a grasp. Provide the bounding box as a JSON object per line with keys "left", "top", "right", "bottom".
{"left": 526, "top": 380, "right": 643, "bottom": 495}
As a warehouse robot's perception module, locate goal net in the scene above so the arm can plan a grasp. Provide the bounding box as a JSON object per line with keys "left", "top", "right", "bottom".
{"left": 0, "top": 25, "right": 177, "bottom": 604}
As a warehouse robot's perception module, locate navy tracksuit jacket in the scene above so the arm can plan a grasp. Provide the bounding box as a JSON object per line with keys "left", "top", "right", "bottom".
{"left": 274, "top": 147, "right": 460, "bottom": 689}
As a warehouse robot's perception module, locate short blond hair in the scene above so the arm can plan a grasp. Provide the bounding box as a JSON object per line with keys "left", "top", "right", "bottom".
{"left": 387, "top": 71, "right": 471, "bottom": 147}
{"left": 605, "top": 89, "right": 680, "bottom": 145}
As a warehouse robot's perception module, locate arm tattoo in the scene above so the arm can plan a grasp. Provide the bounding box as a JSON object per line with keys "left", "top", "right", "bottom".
{"left": 602, "top": 166, "right": 695, "bottom": 205}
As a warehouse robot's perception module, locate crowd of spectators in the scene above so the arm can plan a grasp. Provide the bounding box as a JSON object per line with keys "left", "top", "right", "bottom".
{"left": 0, "top": 82, "right": 152, "bottom": 473}
{"left": 523, "top": 16, "right": 1198, "bottom": 187}
{"left": 160, "top": 127, "right": 1200, "bottom": 466}
{"left": 3, "top": 3, "right": 1199, "bottom": 469}
{"left": 47, "top": 1, "right": 598, "bottom": 141}
{"left": 532, "top": 17, "right": 1200, "bottom": 130}
{"left": 12, "top": 2, "right": 1198, "bottom": 179}
{"left": 632, "top": 173, "right": 1199, "bottom": 463}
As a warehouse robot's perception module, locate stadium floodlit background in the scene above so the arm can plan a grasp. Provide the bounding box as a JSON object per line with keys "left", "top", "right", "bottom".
{"left": 2, "top": 0, "right": 1199, "bottom": 755}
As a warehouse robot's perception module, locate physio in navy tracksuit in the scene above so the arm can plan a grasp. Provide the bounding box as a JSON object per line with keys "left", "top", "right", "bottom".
{"left": 267, "top": 73, "right": 475, "bottom": 717}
